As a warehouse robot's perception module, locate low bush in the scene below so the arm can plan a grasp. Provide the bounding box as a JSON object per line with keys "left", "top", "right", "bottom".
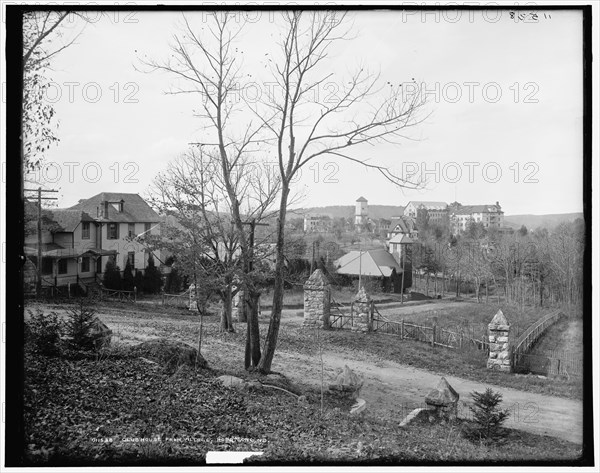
{"left": 63, "top": 302, "right": 107, "bottom": 352}
{"left": 464, "top": 388, "right": 510, "bottom": 443}
{"left": 25, "top": 309, "right": 63, "bottom": 356}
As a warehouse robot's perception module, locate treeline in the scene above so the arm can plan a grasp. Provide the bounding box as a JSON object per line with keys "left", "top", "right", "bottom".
{"left": 102, "top": 254, "right": 163, "bottom": 294}
{"left": 409, "top": 220, "right": 585, "bottom": 309}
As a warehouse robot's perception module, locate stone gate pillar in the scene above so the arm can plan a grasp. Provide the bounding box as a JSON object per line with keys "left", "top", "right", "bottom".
{"left": 303, "top": 269, "right": 331, "bottom": 329}
{"left": 352, "top": 286, "right": 373, "bottom": 332}
{"left": 487, "top": 309, "right": 511, "bottom": 372}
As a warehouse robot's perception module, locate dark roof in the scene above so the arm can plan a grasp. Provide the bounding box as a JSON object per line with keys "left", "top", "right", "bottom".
{"left": 407, "top": 201, "right": 447, "bottom": 209}
{"left": 389, "top": 216, "right": 416, "bottom": 234}
{"left": 452, "top": 204, "right": 503, "bottom": 215}
{"left": 45, "top": 209, "right": 94, "bottom": 232}
{"left": 69, "top": 192, "right": 161, "bottom": 223}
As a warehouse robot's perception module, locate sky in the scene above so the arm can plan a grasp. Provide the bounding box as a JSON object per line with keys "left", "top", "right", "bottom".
{"left": 24, "top": 7, "right": 585, "bottom": 215}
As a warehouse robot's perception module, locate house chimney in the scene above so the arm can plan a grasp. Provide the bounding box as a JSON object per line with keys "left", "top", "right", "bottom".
{"left": 104, "top": 201, "right": 109, "bottom": 218}
{"left": 120, "top": 199, "right": 125, "bottom": 213}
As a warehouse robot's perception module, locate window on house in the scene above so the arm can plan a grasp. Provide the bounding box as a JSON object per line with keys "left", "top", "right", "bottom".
{"left": 81, "top": 256, "right": 90, "bottom": 272}
{"left": 108, "top": 223, "right": 119, "bottom": 239}
{"left": 128, "top": 223, "right": 136, "bottom": 238}
{"left": 145, "top": 222, "right": 151, "bottom": 233}
{"left": 42, "top": 258, "right": 53, "bottom": 275}
{"left": 128, "top": 252, "right": 135, "bottom": 268}
{"left": 58, "top": 259, "right": 68, "bottom": 274}
{"left": 82, "top": 222, "right": 90, "bottom": 239}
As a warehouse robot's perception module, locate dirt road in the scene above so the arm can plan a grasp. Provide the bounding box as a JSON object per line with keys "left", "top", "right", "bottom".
{"left": 49, "top": 302, "right": 582, "bottom": 445}
{"left": 258, "top": 346, "right": 583, "bottom": 444}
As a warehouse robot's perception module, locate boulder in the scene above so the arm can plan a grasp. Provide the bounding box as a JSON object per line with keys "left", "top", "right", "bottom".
{"left": 131, "top": 338, "right": 207, "bottom": 371}
{"left": 217, "top": 375, "right": 245, "bottom": 388}
{"left": 350, "top": 398, "right": 367, "bottom": 415}
{"left": 425, "top": 377, "right": 459, "bottom": 420}
{"left": 329, "top": 365, "right": 363, "bottom": 398}
{"left": 399, "top": 407, "right": 428, "bottom": 427}
{"left": 425, "top": 376, "right": 459, "bottom": 407}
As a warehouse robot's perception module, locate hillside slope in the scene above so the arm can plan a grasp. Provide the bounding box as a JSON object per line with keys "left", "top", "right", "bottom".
{"left": 291, "top": 205, "right": 405, "bottom": 220}
{"left": 503, "top": 213, "right": 583, "bottom": 230}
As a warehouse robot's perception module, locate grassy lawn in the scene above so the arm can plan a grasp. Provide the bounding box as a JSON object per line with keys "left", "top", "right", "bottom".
{"left": 389, "top": 302, "right": 553, "bottom": 340}
{"left": 272, "top": 322, "right": 583, "bottom": 400}
{"left": 259, "top": 287, "right": 399, "bottom": 308}
{"left": 529, "top": 318, "right": 584, "bottom": 357}
{"left": 29, "top": 300, "right": 583, "bottom": 400}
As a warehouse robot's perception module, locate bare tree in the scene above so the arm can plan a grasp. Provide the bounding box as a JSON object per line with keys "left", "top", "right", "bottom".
{"left": 141, "top": 13, "right": 279, "bottom": 366}
{"left": 252, "top": 11, "right": 428, "bottom": 372}
{"left": 143, "top": 11, "right": 426, "bottom": 373}
{"left": 146, "top": 148, "right": 243, "bottom": 332}
{"left": 536, "top": 222, "right": 584, "bottom": 309}
{"left": 22, "top": 11, "right": 88, "bottom": 172}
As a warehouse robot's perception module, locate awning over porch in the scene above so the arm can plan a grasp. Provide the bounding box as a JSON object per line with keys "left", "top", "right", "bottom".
{"left": 24, "top": 246, "right": 117, "bottom": 260}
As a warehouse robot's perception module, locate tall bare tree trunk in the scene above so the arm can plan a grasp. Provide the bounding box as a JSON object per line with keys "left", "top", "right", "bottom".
{"left": 220, "top": 285, "right": 235, "bottom": 332}
{"left": 244, "top": 291, "right": 262, "bottom": 369}
{"left": 258, "top": 184, "right": 290, "bottom": 373}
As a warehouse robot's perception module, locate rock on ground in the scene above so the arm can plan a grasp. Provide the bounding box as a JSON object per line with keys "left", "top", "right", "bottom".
{"left": 129, "top": 338, "right": 207, "bottom": 371}
{"left": 217, "top": 375, "right": 245, "bottom": 388}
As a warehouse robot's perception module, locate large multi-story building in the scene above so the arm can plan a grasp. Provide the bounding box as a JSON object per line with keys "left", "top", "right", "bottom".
{"left": 403, "top": 201, "right": 448, "bottom": 225}
{"left": 303, "top": 214, "right": 332, "bottom": 233}
{"left": 449, "top": 202, "right": 504, "bottom": 233}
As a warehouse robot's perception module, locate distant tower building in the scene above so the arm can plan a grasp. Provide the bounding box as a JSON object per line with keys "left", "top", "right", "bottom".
{"left": 355, "top": 196, "right": 368, "bottom": 231}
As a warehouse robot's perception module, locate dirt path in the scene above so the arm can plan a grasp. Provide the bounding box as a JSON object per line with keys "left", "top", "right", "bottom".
{"left": 255, "top": 346, "right": 583, "bottom": 444}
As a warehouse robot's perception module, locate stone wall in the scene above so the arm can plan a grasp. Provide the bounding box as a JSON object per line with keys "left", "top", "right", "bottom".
{"left": 487, "top": 309, "right": 512, "bottom": 372}
{"left": 352, "top": 286, "right": 373, "bottom": 332}
{"left": 303, "top": 269, "right": 331, "bottom": 329}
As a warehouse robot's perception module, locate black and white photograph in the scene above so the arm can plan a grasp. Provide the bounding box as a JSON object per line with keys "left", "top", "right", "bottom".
{"left": 2, "top": 1, "right": 597, "bottom": 469}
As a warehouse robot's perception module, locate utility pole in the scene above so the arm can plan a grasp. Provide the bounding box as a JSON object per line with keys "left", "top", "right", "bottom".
{"left": 400, "top": 242, "right": 406, "bottom": 305}
{"left": 25, "top": 187, "right": 58, "bottom": 297}
{"left": 358, "top": 241, "right": 363, "bottom": 290}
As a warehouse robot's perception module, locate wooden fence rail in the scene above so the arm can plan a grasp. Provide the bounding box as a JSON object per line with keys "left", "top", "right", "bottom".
{"left": 161, "top": 289, "right": 191, "bottom": 307}
{"left": 99, "top": 286, "right": 137, "bottom": 302}
{"left": 329, "top": 297, "right": 353, "bottom": 329}
{"left": 371, "top": 306, "right": 489, "bottom": 353}
{"left": 511, "top": 310, "right": 582, "bottom": 377}
{"left": 513, "top": 310, "right": 564, "bottom": 354}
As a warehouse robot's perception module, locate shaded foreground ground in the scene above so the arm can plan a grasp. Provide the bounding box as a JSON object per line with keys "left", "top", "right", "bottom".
{"left": 22, "top": 301, "right": 585, "bottom": 464}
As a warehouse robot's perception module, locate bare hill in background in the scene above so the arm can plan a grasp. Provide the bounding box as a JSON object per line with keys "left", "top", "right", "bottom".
{"left": 290, "top": 205, "right": 582, "bottom": 231}
{"left": 503, "top": 213, "right": 583, "bottom": 230}
{"left": 290, "top": 205, "right": 405, "bottom": 220}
